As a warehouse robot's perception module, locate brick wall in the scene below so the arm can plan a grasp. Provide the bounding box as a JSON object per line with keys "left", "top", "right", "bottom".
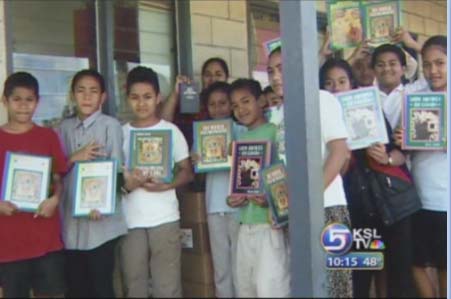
{"left": 0, "top": 1, "right": 6, "bottom": 125}
{"left": 190, "top": 0, "right": 249, "bottom": 83}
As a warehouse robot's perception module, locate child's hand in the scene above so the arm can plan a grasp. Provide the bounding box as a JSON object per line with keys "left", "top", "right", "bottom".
{"left": 0, "top": 201, "right": 18, "bottom": 216}
{"left": 89, "top": 209, "right": 103, "bottom": 221}
{"left": 70, "top": 141, "right": 106, "bottom": 162}
{"left": 226, "top": 195, "right": 248, "bottom": 207}
{"left": 319, "top": 29, "right": 333, "bottom": 58}
{"left": 141, "top": 177, "right": 172, "bottom": 193}
{"left": 249, "top": 195, "right": 268, "bottom": 207}
{"left": 393, "top": 128, "right": 404, "bottom": 147}
{"left": 34, "top": 196, "right": 59, "bottom": 218}
{"left": 366, "top": 143, "right": 389, "bottom": 165}
{"left": 174, "top": 75, "right": 191, "bottom": 94}
{"left": 123, "top": 166, "right": 147, "bottom": 192}
{"left": 347, "top": 40, "right": 371, "bottom": 64}
{"left": 391, "top": 27, "right": 420, "bottom": 51}
{"left": 190, "top": 152, "right": 200, "bottom": 165}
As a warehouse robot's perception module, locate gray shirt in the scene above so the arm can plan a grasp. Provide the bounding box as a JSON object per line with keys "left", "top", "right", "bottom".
{"left": 59, "top": 111, "right": 128, "bottom": 250}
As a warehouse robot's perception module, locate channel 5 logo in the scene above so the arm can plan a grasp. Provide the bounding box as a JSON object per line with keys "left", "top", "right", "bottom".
{"left": 321, "top": 223, "right": 353, "bottom": 255}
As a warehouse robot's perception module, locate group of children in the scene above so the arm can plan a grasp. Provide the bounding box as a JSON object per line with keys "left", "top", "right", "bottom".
{"left": 0, "top": 25, "right": 447, "bottom": 299}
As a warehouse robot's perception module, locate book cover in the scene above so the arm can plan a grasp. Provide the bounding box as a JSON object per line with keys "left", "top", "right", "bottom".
{"left": 335, "top": 86, "right": 389, "bottom": 150}
{"left": 402, "top": 92, "right": 447, "bottom": 150}
{"left": 229, "top": 141, "right": 271, "bottom": 197}
{"left": 129, "top": 129, "right": 173, "bottom": 183}
{"left": 193, "top": 118, "right": 233, "bottom": 173}
{"left": 327, "top": 0, "right": 363, "bottom": 50}
{"left": 262, "top": 163, "right": 289, "bottom": 227}
{"left": 180, "top": 82, "right": 200, "bottom": 114}
{"left": 362, "top": 0, "right": 401, "bottom": 47}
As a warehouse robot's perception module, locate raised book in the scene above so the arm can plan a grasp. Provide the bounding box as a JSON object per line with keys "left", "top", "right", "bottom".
{"left": 1, "top": 152, "right": 51, "bottom": 212}
{"left": 327, "top": 0, "right": 363, "bottom": 50}
{"left": 402, "top": 92, "right": 447, "bottom": 150}
{"left": 362, "top": 0, "right": 401, "bottom": 47}
{"left": 180, "top": 82, "right": 200, "bottom": 114}
{"left": 261, "top": 162, "right": 289, "bottom": 227}
{"left": 335, "top": 86, "right": 389, "bottom": 150}
{"left": 129, "top": 129, "right": 173, "bottom": 183}
{"left": 229, "top": 141, "right": 271, "bottom": 197}
{"left": 193, "top": 118, "right": 232, "bottom": 173}
{"left": 73, "top": 160, "right": 118, "bottom": 217}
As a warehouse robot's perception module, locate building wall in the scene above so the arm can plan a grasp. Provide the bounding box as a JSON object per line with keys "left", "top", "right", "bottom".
{"left": 0, "top": 1, "right": 6, "bottom": 125}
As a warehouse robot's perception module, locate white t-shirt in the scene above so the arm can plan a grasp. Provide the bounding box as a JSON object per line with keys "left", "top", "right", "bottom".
{"left": 122, "top": 120, "right": 189, "bottom": 228}
{"left": 319, "top": 90, "right": 349, "bottom": 208}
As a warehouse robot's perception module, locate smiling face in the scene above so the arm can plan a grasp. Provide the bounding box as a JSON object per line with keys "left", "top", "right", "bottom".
{"left": 324, "top": 67, "right": 353, "bottom": 94}
{"left": 267, "top": 51, "right": 284, "bottom": 98}
{"left": 422, "top": 46, "right": 447, "bottom": 92}
{"left": 72, "top": 75, "right": 106, "bottom": 120}
{"left": 202, "top": 61, "right": 228, "bottom": 89}
{"left": 3, "top": 87, "right": 38, "bottom": 125}
{"left": 373, "top": 52, "right": 405, "bottom": 93}
{"left": 127, "top": 82, "right": 160, "bottom": 121}
{"left": 230, "top": 88, "right": 264, "bottom": 129}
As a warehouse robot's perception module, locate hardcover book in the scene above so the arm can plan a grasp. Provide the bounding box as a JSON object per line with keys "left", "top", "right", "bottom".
{"left": 1, "top": 152, "right": 51, "bottom": 212}
{"left": 180, "top": 82, "right": 200, "bottom": 114}
{"left": 335, "top": 86, "right": 389, "bottom": 150}
{"left": 193, "top": 118, "right": 232, "bottom": 173}
{"left": 229, "top": 141, "right": 271, "bottom": 197}
{"left": 129, "top": 129, "right": 173, "bottom": 183}
{"left": 362, "top": 0, "right": 401, "bottom": 47}
{"left": 402, "top": 92, "right": 447, "bottom": 150}
{"left": 327, "top": 0, "right": 363, "bottom": 50}
{"left": 262, "top": 163, "right": 289, "bottom": 227}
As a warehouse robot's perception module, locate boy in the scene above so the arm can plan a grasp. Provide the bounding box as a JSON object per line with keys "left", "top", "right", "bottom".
{"left": 267, "top": 47, "right": 352, "bottom": 297}
{"left": 0, "top": 72, "right": 67, "bottom": 298}
{"left": 120, "top": 66, "right": 193, "bottom": 298}
{"left": 227, "top": 78, "right": 290, "bottom": 298}
{"left": 58, "top": 69, "right": 128, "bottom": 297}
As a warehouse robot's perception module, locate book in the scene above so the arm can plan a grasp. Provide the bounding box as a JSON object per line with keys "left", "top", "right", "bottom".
{"left": 73, "top": 159, "right": 118, "bottom": 217}
{"left": 1, "top": 152, "right": 52, "bottom": 212}
{"left": 193, "top": 118, "right": 232, "bottom": 173}
{"left": 362, "top": 0, "right": 401, "bottom": 47}
{"left": 335, "top": 86, "right": 389, "bottom": 150}
{"left": 402, "top": 92, "right": 447, "bottom": 150}
{"left": 327, "top": 0, "right": 363, "bottom": 50}
{"left": 261, "top": 163, "right": 289, "bottom": 227}
{"left": 229, "top": 141, "right": 271, "bottom": 197}
{"left": 180, "top": 82, "right": 200, "bottom": 114}
{"left": 129, "top": 129, "right": 173, "bottom": 183}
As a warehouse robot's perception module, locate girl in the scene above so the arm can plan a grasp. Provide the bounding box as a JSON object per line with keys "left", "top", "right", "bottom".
{"left": 394, "top": 35, "right": 448, "bottom": 298}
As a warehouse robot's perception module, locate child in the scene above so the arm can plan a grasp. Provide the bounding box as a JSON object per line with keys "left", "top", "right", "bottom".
{"left": 0, "top": 72, "right": 67, "bottom": 298}
{"left": 267, "top": 47, "right": 352, "bottom": 298}
{"left": 227, "top": 78, "right": 290, "bottom": 298}
{"left": 58, "top": 69, "right": 128, "bottom": 297}
{"left": 192, "top": 81, "right": 244, "bottom": 297}
{"left": 394, "top": 35, "right": 448, "bottom": 298}
{"left": 120, "top": 66, "right": 193, "bottom": 298}
{"left": 262, "top": 86, "right": 283, "bottom": 108}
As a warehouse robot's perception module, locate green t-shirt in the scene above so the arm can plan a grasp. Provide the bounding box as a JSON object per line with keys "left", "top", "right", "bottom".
{"left": 236, "top": 122, "right": 278, "bottom": 224}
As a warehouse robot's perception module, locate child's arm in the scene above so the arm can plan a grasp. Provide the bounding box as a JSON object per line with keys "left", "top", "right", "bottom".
{"left": 69, "top": 141, "right": 106, "bottom": 164}
{"left": 142, "top": 158, "right": 194, "bottom": 192}
{"left": 34, "top": 173, "right": 63, "bottom": 218}
{"left": 324, "top": 138, "right": 350, "bottom": 190}
{"left": 160, "top": 75, "right": 191, "bottom": 122}
{"left": 0, "top": 201, "right": 18, "bottom": 216}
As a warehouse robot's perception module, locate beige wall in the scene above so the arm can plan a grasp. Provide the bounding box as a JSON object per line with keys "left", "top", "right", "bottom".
{"left": 0, "top": 1, "right": 6, "bottom": 125}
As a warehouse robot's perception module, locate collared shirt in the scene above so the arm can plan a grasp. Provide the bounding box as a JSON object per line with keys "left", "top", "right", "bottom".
{"left": 58, "top": 111, "right": 128, "bottom": 250}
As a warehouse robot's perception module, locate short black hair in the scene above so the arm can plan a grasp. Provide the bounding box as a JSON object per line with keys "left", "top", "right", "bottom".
{"left": 319, "top": 58, "right": 357, "bottom": 89}
{"left": 126, "top": 66, "right": 160, "bottom": 95}
{"left": 371, "top": 44, "right": 406, "bottom": 68}
{"left": 201, "top": 57, "right": 230, "bottom": 79}
{"left": 200, "top": 81, "right": 231, "bottom": 108}
{"left": 229, "top": 78, "right": 262, "bottom": 101}
{"left": 268, "top": 46, "right": 282, "bottom": 60}
{"left": 262, "top": 85, "right": 274, "bottom": 95}
{"left": 3, "top": 72, "right": 39, "bottom": 99}
{"left": 421, "top": 35, "right": 447, "bottom": 56}
{"left": 71, "top": 69, "right": 106, "bottom": 93}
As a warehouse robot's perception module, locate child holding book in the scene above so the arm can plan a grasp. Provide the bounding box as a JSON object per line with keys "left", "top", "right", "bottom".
{"left": 191, "top": 81, "right": 245, "bottom": 297}
{"left": 58, "top": 69, "right": 128, "bottom": 297}
{"left": 0, "top": 72, "right": 67, "bottom": 298}
{"left": 227, "top": 78, "right": 290, "bottom": 298}
{"left": 394, "top": 35, "right": 448, "bottom": 298}
{"left": 120, "top": 66, "right": 193, "bottom": 298}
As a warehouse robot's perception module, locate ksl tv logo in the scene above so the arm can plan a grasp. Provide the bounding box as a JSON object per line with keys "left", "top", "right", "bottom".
{"left": 321, "top": 223, "right": 385, "bottom": 255}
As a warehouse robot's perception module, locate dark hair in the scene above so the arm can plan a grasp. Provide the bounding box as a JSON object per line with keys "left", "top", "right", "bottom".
{"left": 269, "top": 46, "right": 282, "bottom": 59}
{"left": 229, "top": 78, "right": 262, "bottom": 101}
{"left": 421, "top": 35, "right": 447, "bottom": 56}
{"left": 126, "top": 66, "right": 160, "bottom": 95}
{"left": 371, "top": 44, "right": 406, "bottom": 68}
{"left": 262, "top": 85, "right": 274, "bottom": 95}
{"left": 71, "top": 69, "right": 106, "bottom": 93}
{"left": 200, "top": 81, "right": 231, "bottom": 108}
{"left": 319, "top": 58, "right": 357, "bottom": 89}
{"left": 3, "top": 72, "right": 39, "bottom": 99}
{"left": 201, "top": 57, "right": 229, "bottom": 79}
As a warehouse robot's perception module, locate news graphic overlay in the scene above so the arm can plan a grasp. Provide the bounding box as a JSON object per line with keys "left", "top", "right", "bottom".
{"left": 321, "top": 223, "right": 384, "bottom": 270}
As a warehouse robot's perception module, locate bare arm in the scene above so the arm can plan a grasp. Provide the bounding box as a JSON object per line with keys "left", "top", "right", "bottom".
{"left": 324, "top": 138, "right": 350, "bottom": 190}
{"left": 160, "top": 75, "right": 191, "bottom": 122}
{"left": 35, "top": 173, "right": 63, "bottom": 218}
